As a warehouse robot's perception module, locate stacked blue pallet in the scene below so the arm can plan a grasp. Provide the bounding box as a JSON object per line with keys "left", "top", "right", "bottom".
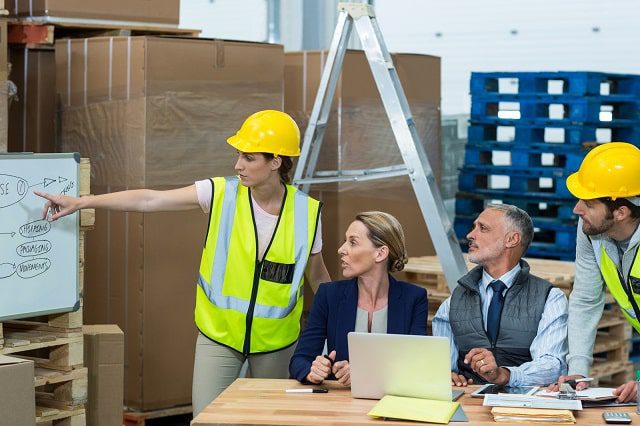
{"left": 455, "top": 71, "right": 640, "bottom": 260}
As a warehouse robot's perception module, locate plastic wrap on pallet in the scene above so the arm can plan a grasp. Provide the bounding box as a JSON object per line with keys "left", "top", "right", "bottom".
{"left": 59, "top": 85, "right": 279, "bottom": 187}
{"left": 56, "top": 36, "right": 284, "bottom": 188}
{"left": 285, "top": 50, "right": 441, "bottom": 201}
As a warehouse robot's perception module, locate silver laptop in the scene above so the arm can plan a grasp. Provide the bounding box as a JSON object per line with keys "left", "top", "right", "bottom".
{"left": 348, "top": 332, "right": 452, "bottom": 401}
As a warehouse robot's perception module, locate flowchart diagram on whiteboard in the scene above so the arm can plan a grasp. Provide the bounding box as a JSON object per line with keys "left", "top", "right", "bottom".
{"left": 0, "top": 153, "right": 80, "bottom": 321}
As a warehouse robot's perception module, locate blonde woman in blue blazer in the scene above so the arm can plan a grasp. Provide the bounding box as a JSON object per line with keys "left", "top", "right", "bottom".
{"left": 289, "top": 211, "right": 428, "bottom": 385}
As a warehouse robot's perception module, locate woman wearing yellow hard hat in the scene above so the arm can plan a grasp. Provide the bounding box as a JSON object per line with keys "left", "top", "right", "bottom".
{"left": 553, "top": 142, "right": 640, "bottom": 402}
{"left": 34, "top": 110, "right": 331, "bottom": 416}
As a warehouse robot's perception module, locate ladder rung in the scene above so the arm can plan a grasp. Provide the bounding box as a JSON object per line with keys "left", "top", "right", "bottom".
{"left": 295, "top": 165, "right": 409, "bottom": 185}
{"left": 308, "top": 121, "right": 328, "bottom": 130}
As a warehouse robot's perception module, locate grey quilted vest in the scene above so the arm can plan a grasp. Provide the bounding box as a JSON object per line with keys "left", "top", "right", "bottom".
{"left": 450, "top": 260, "right": 553, "bottom": 384}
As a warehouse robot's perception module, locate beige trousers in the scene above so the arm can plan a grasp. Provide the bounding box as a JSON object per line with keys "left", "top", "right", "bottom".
{"left": 192, "top": 332, "right": 296, "bottom": 417}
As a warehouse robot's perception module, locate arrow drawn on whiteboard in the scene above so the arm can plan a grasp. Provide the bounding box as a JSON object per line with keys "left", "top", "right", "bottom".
{"left": 0, "top": 263, "right": 16, "bottom": 279}
{"left": 58, "top": 177, "right": 68, "bottom": 183}
{"left": 29, "top": 178, "right": 57, "bottom": 188}
{"left": 0, "top": 232, "right": 15, "bottom": 237}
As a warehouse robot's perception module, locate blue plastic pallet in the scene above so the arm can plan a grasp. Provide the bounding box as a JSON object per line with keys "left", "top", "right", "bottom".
{"left": 455, "top": 193, "right": 577, "bottom": 221}
{"left": 458, "top": 168, "right": 573, "bottom": 200}
{"left": 468, "top": 121, "right": 640, "bottom": 146}
{"left": 470, "top": 72, "right": 640, "bottom": 97}
{"left": 524, "top": 243, "right": 575, "bottom": 261}
{"left": 464, "top": 144, "right": 587, "bottom": 172}
{"left": 472, "top": 115, "right": 640, "bottom": 129}
{"left": 455, "top": 233, "right": 576, "bottom": 261}
{"left": 462, "top": 164, "right": 569, "bottom": 178}
{"left": 471, "top": 96, "right": 640, "bottom": 124}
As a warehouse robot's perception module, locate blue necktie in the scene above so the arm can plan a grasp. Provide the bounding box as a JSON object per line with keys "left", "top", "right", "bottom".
{"left": 486, "top": 280, "right": 507, "bottom": 344}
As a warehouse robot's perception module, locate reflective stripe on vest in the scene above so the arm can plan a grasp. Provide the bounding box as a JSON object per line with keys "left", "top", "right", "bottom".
{"left": 594, "top": 240, "right": 640, "bottom": 331}
{"left": 197, "top": 179, "right": 311, "bottom": 319}
{"left": 196, "top": 176, "right": 320, "bottom": 354}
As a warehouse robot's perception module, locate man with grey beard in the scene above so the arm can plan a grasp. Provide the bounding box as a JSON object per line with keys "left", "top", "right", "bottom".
{"left": 433, "top": 204, "right": 568, "bottom": 387}
{"left": 551, "top": 142, "right": 640, "bottom": 402}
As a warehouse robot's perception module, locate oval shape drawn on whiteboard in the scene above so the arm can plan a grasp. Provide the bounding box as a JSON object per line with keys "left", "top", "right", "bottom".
{"left": 19, "top": 219, "right": 51, "bottom": 238}
{"left": 15, "top": 240, "right": 52, "bottom": 257}
{"left": 0, "top": 174, "right": 29, "bottom": 208}
{"left": 16, "top": 258, "right": 51, "bottom": 279}
{"left": 0, "top": 263, "right": 16, "bottom": 279}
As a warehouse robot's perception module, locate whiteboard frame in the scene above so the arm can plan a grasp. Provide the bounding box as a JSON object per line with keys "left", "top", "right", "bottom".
{"left": 0, "top": 152, "right": 81, "bottom": 320}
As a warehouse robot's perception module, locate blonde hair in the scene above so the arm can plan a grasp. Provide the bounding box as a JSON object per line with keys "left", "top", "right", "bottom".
{"left": 355, "top": 211, "right": 408, "bottom": 272}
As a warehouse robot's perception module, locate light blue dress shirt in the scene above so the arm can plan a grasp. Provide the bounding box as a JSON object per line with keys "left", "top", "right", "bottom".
{"left": 432, "top": 263, "right": 568, "bottom": 386}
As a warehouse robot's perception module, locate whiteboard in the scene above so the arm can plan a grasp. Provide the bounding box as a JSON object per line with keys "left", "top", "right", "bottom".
{"left": 0, "top": 153, "right": 80, "bottom": 321}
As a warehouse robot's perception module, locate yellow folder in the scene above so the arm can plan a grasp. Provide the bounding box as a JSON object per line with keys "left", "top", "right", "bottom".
{"left": 368, "top": 395, "right": 459, "bottom": 424}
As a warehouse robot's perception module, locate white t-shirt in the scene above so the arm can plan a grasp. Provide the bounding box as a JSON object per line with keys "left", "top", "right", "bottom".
{"left": 195, "top": 179, "right": 323, "bottom": 261}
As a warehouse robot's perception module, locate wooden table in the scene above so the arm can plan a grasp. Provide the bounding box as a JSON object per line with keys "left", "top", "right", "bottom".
{"left": 192, "top": 379, "right": 637, "bottom": 425}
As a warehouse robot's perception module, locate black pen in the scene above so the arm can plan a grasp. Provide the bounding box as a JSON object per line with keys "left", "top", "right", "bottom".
{"left": 323, "top": 354, "right": 335, "bottom": 366}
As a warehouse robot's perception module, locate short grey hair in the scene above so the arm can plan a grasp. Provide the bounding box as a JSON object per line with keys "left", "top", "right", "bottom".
{"left": 486, "top": 203, "right": 534, "bottom": 253}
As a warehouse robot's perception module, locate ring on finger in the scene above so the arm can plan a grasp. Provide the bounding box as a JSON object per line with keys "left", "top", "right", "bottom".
{"left": 479, "top": 359, "right": 485, "bottom": 367}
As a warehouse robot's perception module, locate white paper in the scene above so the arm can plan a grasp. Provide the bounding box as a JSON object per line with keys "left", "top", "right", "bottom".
{"left": 483, "top": 393, "right": 583, "bottom": 410}
{"left": 537, "top": 387, "right": 616, "bottom": 400}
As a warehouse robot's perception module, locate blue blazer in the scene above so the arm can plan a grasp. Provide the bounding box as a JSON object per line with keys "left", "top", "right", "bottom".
{"left": 289, "top": 275, "right": 428, "bottom": 382}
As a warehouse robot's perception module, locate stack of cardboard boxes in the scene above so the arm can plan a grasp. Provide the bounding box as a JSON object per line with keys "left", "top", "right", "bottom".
{"left": 58, "top": 36, "right": 285, "bottom": 411}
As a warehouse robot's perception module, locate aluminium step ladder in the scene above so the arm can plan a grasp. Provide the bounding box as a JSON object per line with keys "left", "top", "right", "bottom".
{"left": 293, "top": 2, "right": 467, "bottom": 290}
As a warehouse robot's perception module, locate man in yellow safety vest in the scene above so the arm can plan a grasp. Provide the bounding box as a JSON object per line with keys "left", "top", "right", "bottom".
{"left": 553, "top": 142, "right": 640, "bottom": 402}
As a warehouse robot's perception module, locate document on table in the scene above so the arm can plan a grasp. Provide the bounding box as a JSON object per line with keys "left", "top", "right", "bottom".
{"left": 491, "top": 407, "right": 576, "bottom": 424}
{"left": 368, "top": 395, "right": 460, "bottom": 424}
{"left": 537, "top": 387, "right": 617, "bottom": 401}
{"left": 483, "top": 393, "right": 582, "bottom": 410}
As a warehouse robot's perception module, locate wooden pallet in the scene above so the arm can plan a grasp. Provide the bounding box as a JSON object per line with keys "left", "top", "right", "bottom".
{"left": 8, "top": 17, "right": 200, "bottom": 47}
{"left": 123, "top": 405, "right": 192, "bottom": 426}
{"left": 1, "top": 312, "right": 87, "bottom": 424}
{"left": 405, "top": 255, "right": 575, "bottom": 294}
{"left": 590, "top": 360, "right": 635, "bottom": 387}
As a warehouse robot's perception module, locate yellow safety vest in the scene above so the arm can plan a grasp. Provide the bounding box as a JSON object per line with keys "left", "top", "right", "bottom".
{"left": 195, "top": 176, "right": 321, "bottom": 355}
{"left": 594, "top": 241, "right": 640, "bottom": 333}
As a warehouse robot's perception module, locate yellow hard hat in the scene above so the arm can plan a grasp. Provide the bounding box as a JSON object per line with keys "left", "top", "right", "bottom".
{"left": 566, "top": 142, "right": 640, "bottom": 200}
{"left": 227, "top": 110, "right": 301, "bottom": 157}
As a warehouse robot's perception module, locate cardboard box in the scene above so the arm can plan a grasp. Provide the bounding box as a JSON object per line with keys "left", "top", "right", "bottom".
{"left": 285, "top": 50, "right": 441, "bottom": 281}
{"left": 0, "top": 355, "right": 35, "bottom": 426}
{"left": 57, "top": 36, "right": 284, "bottom": 410}
{"left": 8, "top": 47, "right": 56, "bottom": 153}
{"left": 83, "top": 325, "right": 124, "bottom": 426}
{"left": 7, "top": 0, "right": 180, "bottom": 25}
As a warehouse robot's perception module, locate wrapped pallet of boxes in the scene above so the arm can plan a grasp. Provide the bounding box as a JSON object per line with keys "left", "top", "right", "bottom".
{"left": 0, "top": 21, "right": 7, "bottom": 152}
{"left": 56, "top": 36, "right": 284, "bottom": 410}
{"left": 284, "top": 50, "right": 441, "bottom": 282}
{"left": 8, "top": 47, "right": 56, "bottom": 153}
{"left": 7, "top": 0, "right": 180, "bottom": 24}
